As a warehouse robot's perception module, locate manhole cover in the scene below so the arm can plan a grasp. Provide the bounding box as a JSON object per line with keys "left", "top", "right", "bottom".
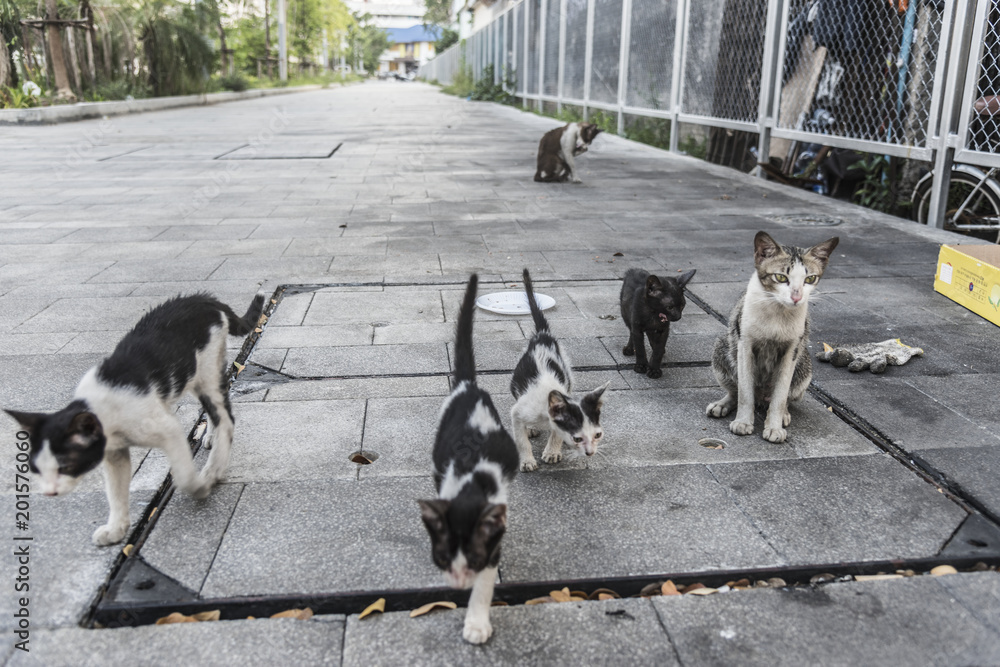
{"left": 767, "top": 214, "right": 843, "bottom": 227}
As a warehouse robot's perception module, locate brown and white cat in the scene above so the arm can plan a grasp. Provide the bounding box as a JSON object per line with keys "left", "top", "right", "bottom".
{"left": 534, "top": 122, "right": 602, "bottom": 183}
{"left": 706, "top": 232, "right": 839, "bottom": 443}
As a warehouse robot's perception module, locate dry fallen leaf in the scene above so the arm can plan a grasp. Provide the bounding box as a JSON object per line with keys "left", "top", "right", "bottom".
{"left": 491, "top": 601, "right": 509, "bottom": 607}
{"left": 613, "top": 252, "right": 624, "bottom": 257}
{"left": 155, "top": 610, "right": 220, "bottom": 625}
{"left": 122, "top": 544, "right": 133, "bottom": 557}
{"left": 550, "top": 588, "right": 573, "bottom": 603}
{"left": 409, "top": 601, "right": 457, "bottom": 617}
{"left": 254, "top": 327, "right": 263, "bottom": 333}
{"left": 698, "top": 438, "right": 726, "bottom": 450}
{"left": 271, "top": 608, "right": 313, "bottom": 620}
{"left": 598, "top": 593, "right": 615, "bottom": 601}
{"left": 359, "top": 598, "right": 385, "bottom": 620}
{"left": 931, "top": 565, "right": 958, "bottom": 576}
{"left": 855, "top": 574, "right": 903, "bottom": 582}
{"left": 233, "top": 362, "right": 246, "bottom": 375}
{"left": 687, "top": 587, "right": 718, "bottom": 596}
{"left": 589, "top": 588, "right": 621, "bottom": 600}
{"left": 525, "top": 596, "right": 554, "bottom": 605}
{"left": 660, "top": 581, "right": 680, "bottom": 596}
{"left": 682, "top": 583, "right": 706, "bottom": 594}
{"left": 822, "top": 342, "right": 835, "bottom": 353}
{"left": 639, "top": 582, "right": 662, "bottom": 597}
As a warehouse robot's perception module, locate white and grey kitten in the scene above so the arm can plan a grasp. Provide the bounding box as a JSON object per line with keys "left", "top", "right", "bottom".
{"left": 534, "top": 122, "right": 603, "bottom": 183}
{"left": 419, "top": 274, "right": 518, "bottom": 645}
{"left": 5, "top": 293, "right": 263, "bottom": 545}
{"left": 706, "top": 232, "right": 839, "bottom": 443}
{"left": 510, "top": 269, "right": 609, "bottom": 471}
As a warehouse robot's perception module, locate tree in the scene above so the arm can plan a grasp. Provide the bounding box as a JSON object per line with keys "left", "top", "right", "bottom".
{"left": 346, "top": 12, "right": 386, "bottom": 73}
{"left": 45, "top": 0, "right": 76, "bottom": 99}
{"left": 1, "top": 0, "right": 20, "bottom": 87}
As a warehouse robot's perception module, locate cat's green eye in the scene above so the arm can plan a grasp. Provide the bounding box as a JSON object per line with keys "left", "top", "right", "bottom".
{"left": 805, "top": 275, "right": 818, "bottom": 285}
{"left": 773, "top": 274, "right": 789, "bottom": 283}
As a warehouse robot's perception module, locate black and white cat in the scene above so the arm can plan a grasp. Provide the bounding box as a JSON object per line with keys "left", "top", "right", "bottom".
{"left": 418, "top": 274, "right": 518, "bottom": 645}
{"left": 5, "top": 293, "right": 264, "bottom": 546}
{"left": 706, "top": 232, "right": 839, "bottom": 443}
{"left": 534, "top": 122, "right": 603, "bottom": 183}
{"left": 619, "top": 268, "right": 696, "bottom": 379}
{"left": 510, "top": 269, "right": 609, "bottom": 471}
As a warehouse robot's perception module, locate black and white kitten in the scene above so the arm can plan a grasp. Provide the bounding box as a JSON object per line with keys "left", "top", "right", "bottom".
{"left": 619, "top": 268, "right": 696, "bottom": 379}
{"left": 5, "top": 293, "right": 264, "bottom": 546}
{"left": 510, "top": 268, "right": 609, "bottom": 472}
{"left": 419, "top": 274, "right": 518, "bottom": 645}
{"left": 706, "top": 232, "right": 839, "bottom": 442}
{"left": 534, "top": 122, "right": 603, "bottom": 183}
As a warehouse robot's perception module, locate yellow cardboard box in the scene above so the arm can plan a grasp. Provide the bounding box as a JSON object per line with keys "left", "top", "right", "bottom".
{"left": 934, "top": 244, "right": 1000, "bottom": 327}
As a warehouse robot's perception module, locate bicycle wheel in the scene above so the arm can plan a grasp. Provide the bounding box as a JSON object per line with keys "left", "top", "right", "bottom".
{"left": 913, "top": 170, "right": 1000, "bottom": 242}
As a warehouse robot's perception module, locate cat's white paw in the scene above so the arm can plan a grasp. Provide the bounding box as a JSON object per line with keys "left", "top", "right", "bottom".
{"left": 782, "top": 410, "right": 792, "bottom": 427}
{"left": 541, "top": 451, "right": 562, "bottom": 464}
{"left": 729, "top": 420, "right": 754, "bottom": 436}
{"left": 463, "top": 618, "right": 493, "bottom": 644}
{"left": 707, "top": 401, "right": 731, "bottom": 418}
{"left": 520, "top": 458, "right": 539, "bottom": 472}
{"left": 92, "top": 521, "right": 129, "bottom": 546}
{"left": 185, "top": 475, "right": 213, "bottom": 500}
{"left": 763, "top": 425, "right": 787, "bottom": 443}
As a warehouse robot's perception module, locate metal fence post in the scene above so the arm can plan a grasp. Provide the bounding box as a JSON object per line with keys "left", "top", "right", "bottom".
{"left": 668, "top": 0, "right": 688, "bottom": 153}
{"left": 523, "top": 0, "right": 530, "bottom": 107}
{"left": 495, "top": 19, "right": 501, "bottom": 85}
{"left": 755, "top": 0, "right": 786, "bottom": 177}
{"left": 616, "top": 0, "right": 633, "bottom": 134}
{"left": 539, "top": 0, "right": 548, "bottom": 111}
{"left": 557, "top": 0, "right": 568, "bottom": 114}
{"left": 582, "top": 0, "right": 595, "bottom": 121}
{"left": 928, "top": 0, "right": 975, "bottom": 229}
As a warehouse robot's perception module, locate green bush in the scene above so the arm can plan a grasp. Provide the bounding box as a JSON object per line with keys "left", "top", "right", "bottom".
{"left": 219, "top": 73, "right": 249, "bottom": 92}
{"left": 469, "top": 64, "right": 514, "bottom": 104}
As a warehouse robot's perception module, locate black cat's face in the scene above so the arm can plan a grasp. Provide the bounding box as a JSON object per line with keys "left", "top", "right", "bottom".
{"left": 5, "top": 403, "right": 107, "bottom": 496}
{"left": 418, "top": 499, "right": 506, "bottom": 589}
{"left": 645, "top": 270, "right": 696, "bottom": 323}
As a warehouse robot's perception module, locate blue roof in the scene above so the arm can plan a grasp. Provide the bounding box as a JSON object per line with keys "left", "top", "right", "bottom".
{"left": 386, "top": 25, "right": 439, "bottom": 44}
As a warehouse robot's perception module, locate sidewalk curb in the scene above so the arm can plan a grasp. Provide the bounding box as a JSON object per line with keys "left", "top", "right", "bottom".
{"left": 0, "top": 84, "right": 331, "bottom": 126}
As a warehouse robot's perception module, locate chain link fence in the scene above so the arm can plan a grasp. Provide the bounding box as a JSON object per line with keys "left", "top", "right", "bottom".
{"left": 421, "top": 0, "right": 1000, "bottom": 228}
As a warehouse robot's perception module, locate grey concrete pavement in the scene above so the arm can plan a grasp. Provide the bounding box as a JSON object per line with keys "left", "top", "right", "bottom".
{"left": 1, "top": 81, "right": 998, "bottom": 665}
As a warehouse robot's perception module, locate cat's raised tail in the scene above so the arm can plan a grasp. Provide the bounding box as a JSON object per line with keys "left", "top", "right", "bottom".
{"left": 225, "top": 294, "right": 266, "bottom": 336}
{"left": 453, "top": 274, "right": 480, "bottom": 384}
{"left": 521, "top": 268, "right": 549, "bottom": 334}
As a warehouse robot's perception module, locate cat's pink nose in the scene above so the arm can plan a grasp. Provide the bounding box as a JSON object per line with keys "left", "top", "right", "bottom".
{"left": 791, "top": 293, "right": 802, "bottom": 304}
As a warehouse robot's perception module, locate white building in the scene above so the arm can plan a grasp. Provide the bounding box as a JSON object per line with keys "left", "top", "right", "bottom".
{"left": 344, "top": 0, "right": 426, "bottom": 29}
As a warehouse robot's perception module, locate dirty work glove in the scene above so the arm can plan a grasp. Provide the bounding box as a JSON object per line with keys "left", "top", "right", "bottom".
{"left": 815, "top": 339, "right": 924, "bottom": 374}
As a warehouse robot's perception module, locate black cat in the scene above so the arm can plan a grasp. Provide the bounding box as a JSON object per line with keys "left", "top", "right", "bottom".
{"left": 619, "top": 268, "right": 696, "bottom": 378}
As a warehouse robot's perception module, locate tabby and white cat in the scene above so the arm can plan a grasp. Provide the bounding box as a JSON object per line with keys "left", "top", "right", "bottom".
{"left": 419, "top": 274, "right": 518, "bottom": 645}
{"left": 5, "top": 293, "right": 263, "bottom": 545}
{"left": 510, "top": 269, "right": 609, "bottom": 471}
{"left": 706, "top": 232, "right": 839, "bottom": 443}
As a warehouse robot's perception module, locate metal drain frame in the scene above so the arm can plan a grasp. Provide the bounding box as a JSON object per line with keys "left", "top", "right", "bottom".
{"left": 84, "top": 279, "right": 1000, "bottom": 629}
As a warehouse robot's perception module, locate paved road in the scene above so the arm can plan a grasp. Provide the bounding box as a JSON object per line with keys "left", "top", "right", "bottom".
{"left": 1, "top": 81, "right": 998, "bottom": 665}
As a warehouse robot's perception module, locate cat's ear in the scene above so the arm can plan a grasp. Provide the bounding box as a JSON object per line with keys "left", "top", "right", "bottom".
{"left": 807, "top": 237, "right": 840, "bottom": 266}
{"left": 583, "top": 381, "right": 611, "bottom": 409}
{"left": 418, "top": 499, "right": 450, "bottom": 534}
{"left": 69, "top": 412, "right": 103, "bottom": 447}
{"left": 754, "top": 232, "right": 781, "bottom": 263}
{"left": 548, "top": 391, "right": 569, "bottom": 418}
{"left": 4, "top": 409, "right": 46, "bottom": 433}
{"left": 645, "top": 275, "right": 663, "bottom": 293}
{"left": 677, "top": 269, "right": 696, "bottom": 287}
{"left": 476, "top": 503, "right": 507, "bottom": 541}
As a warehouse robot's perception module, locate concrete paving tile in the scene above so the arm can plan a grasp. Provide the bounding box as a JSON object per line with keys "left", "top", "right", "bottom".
{"left": 265, "top": 376, "right": 450, "bottom": 402}
{"left": 935, "top": 571, "right": 1000, "bottom": 637}
{"left": 0, "top": 261, "right": 114, "bottom": 287}
{"left": 0, "top": 353, "right": 104, "bottom": 411}
{"left": 328, "top": 254, "right": 443, "bottom": 279}
{"left": 56, "top": 330, "right": 129, "bottom": 355}
{"left": 282, "top": 343, "right": 448, "bottom": 377}
{"left": 177, "top": 239, "right": 291, "bottom": 259}
{"left": 503, "top": 465, "right": 783, "bottom": 581}
{"left": 440, "top": 285, "right": 585, "bottom": 322}
{"left": 386, "top": 235, "right": 487, "bottom": 254}
{"left": 209, "top": 257, "right": 332, "bottom": 281}
{"left": 358, "top": 396, "right": 440, "bottom": 479}
{"left": 13, "top": 296, "right": 165, "bottom": 333}
{"left": 903, "top": 374, "right": 1000, "bottom": 432}
{"left": 153, "top": 224, "right": 260, "bottom": 241}
{"left": 373, "top": 320, "right": 524, "bottom": 345}
{"left": 284, "top": 236, "right": 388, "bottom": 256}
{"left": 259, "top": 323, "right": 374, "bottom": 348}
{"left": 915, "top": 447, "right": 1000, "bottom": 518}
{"left": 603, "top": 332, "right": 716, "bottom": 366}
{"left": 0, "top": 332, "right": 77, "bottom": 355}
{"left": 819, "top": 378, "right": 1000, "bottom": 451}
{"left": 141, "top": 483, "right": 245, "bottom": 592}
{"left": 9, "top": 617, "right": 345, "bottom": 667}
{"left": 201, "top": 476, "right": 443, "bottom": 597}
{"left": 652, "top": 576, "right": 1000, "bottom": 667}
{"left": 708, "top": 455, "right": 967, "bottom": 564}
{"left": 247, "top": 347, "right": 287, "bottom": 369}
{"left": 269, "top": 292, "right": 314, "bottom": 326}
{"left": 0, "top": 490, "right": 156, "bottom": 630}
{"left": 54, "top": 226, "right": 170, "bottom": 243}
{"left": 343, "top": 598, "right": 676, "bottom": 667}
{"left": 304, "top": 290, "right": 445, "bottom": 325}
{"left": 221, "top": 400, "right": 365, "bottom": 483}
{"left": 88, "top": 258, "right": 225, "bottom": 284}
